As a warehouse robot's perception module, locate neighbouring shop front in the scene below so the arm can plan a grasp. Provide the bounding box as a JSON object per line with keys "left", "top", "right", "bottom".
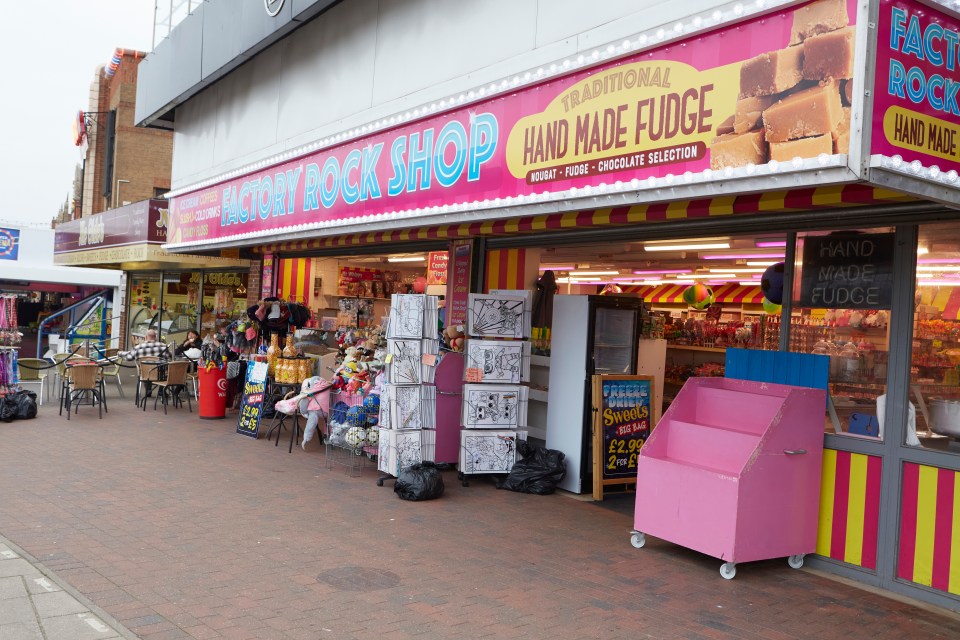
{"left": 53, "top": 199, "right": 252, "bottom": 349}
{"left": 145, "top": 0, "right": 960, "bottom": 612}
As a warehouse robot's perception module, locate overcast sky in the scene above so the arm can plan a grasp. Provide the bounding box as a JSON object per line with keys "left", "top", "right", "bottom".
{"left": 0, "top": 0, "right": 156, "bottom": 227}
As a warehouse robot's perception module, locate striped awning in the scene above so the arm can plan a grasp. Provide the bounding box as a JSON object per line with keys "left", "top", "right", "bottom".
{"left": 644, "top": 284, "right": 690, "bottom": 304}
{"left": 711, "top": 282, "right": 766, "bottom": 304}
{"left": 927, "top": 287, "right": 960, "bottom": 321}
{"left": 620, "top": 282, "right": 764, "bottom": 304}
{"left": 252, "top": 184, "right": 916, "bottom": 254}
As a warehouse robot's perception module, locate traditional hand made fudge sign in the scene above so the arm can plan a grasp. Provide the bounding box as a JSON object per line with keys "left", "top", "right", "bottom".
{"left": 798, "top": 233, "right": 896, "bottom": 309}
{"left": 168, "top": 0, "right": 858, "bottom": 249}
{"left": 874, "top": 0, "right": 960, "bottom": 173}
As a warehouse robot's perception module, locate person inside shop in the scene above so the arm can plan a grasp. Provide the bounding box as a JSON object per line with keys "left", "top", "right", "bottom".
{"left": 175, "top": 330, "right": 203, "bottom": 357}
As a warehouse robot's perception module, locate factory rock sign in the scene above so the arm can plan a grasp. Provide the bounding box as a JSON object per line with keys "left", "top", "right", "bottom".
{"left": 167, "top": 0, "right": 859, "bottom": 247}
{"left": 799, "top": 233, "right": 896, "bottom": 309}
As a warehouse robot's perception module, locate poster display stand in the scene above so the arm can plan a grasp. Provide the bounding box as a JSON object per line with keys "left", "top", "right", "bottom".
{"left": 591, "top": 375, "right": 654, "bottom": 501}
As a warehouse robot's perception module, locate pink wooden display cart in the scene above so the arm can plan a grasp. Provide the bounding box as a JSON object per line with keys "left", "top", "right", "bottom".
{"left": 631, "top": 377, "right": 826, "bottom": 579}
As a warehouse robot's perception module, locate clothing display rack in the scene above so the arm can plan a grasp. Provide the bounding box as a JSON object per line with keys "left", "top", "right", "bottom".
{"left": 0, "top": 348, "right": 20, "bottom": 396}
{"left": 0, "top": 296, "right": 20, "bottom": 346}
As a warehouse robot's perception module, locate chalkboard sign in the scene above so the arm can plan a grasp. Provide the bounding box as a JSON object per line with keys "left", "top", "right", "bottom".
{"left": 592, "top": 374, "right": 653, "bottom": 500}
{"left": 798, "top": 233, "right": 895, "bottom": 309}
{"left": 236, "top": 361, "right": 269, "bottom": 439}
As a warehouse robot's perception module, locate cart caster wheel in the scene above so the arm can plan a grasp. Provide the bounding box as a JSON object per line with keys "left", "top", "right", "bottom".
{"left": 720, "top": 562, "right": 736, "bottom": 580}
{"left": 376, "top": 478, "right": 384, "bottom": 487}
{"left": 630, "top": 532, "right": 646, "bottom": 549}
{"left": 788, "top": 554, "right": 805, "bottom": 569}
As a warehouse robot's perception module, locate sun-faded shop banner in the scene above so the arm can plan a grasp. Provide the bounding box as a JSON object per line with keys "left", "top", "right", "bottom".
{"left": 168, "top": 0, "right": 858, "bottom": 246}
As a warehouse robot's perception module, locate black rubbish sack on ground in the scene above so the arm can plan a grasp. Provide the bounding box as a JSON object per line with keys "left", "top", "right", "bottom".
{"left": 497, "top": 441, "right": 566, "bottom": 495}
{"left": 15, "top": 391, "right": 37, "bottom": 420}
{"left": 394, "top": 462, "right": 445, "bottom": 501}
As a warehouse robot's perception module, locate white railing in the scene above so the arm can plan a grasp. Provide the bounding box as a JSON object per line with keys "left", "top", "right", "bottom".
{"left": 153, "top": 0, "right": 200, "bottom": 50}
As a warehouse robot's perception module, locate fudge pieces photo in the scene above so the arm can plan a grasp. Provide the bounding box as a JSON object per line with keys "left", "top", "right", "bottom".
{"left": 710, "top": 0, "right": 854, "bottom": 170}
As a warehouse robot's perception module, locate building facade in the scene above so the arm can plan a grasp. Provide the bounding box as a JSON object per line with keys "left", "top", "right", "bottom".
{"left": 136, "top": 0, "right": 960, "bottom": 611}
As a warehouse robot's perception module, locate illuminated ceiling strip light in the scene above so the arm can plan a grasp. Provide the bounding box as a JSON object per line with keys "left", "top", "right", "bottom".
{"left": 684, "top": 273, "right": 736, "bottom": 279}
{"left": 917, "top": 247, "right": 929, "bottom": 255}
{"left": 738, "top": 281, "right": 762, "bottom": 286}
{"left": 539, "top": 265, "right": 575, "bottom": 271}
{"left": 918, "top": 280, "right": 960, "bottom": 286}
{"left": 755, "top": 240, "right": 787, "bottom": 248}
{"left": 644, "top": 243, "right": 730, "bottom": 252}
{"left": 702, "top": 253, "right": 784, "bottom": 260}
{"left": 387, "top": 256, "right": 426, "bottom": 262}
{"left": 708, "top": 268, "right": 766, "bottom": 273}
{"left": 745, "top": 261, "right": 779, "bottom": 266}
{"left": 917, "top": 266, "right": 960, "bottom": 272}
{"left": 632, "top": 269, "right": 692, "bottom": 274}
{"left": 569, "top": 270, "right": 620, "bottom": 276}
{"left": 918, "top": 258, "right": 960, "bottom": 264}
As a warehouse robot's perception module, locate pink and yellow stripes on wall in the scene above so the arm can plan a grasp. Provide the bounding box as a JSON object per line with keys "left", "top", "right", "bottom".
{"left": 485, "top": 249, "right": 528, "bottom": 292}
{"left": 816, "top": 449, "right": 882, "bottom": 570}
{"left": 275, "top": 258, "right": 312, "bottom": 303}
{"left": 898, "top": 463, "right": 960, "bottom": 595}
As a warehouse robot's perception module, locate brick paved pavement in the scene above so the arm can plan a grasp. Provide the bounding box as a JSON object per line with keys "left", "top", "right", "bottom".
{"left": 2, "top": 379, "right": 960, "bottom": 639}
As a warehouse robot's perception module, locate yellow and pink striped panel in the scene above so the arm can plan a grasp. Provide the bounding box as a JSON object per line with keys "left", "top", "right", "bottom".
{"left": 275, "top": 258, "right": 312, "bottom": 303}
{"left": 898, "top": 463, "right": 960, "bottom": 595}
{"left": 816, "top": 449, "right": 882, "bottom": 570}
{"left": 485, "top": 249, "right": 527, "bottom": 292}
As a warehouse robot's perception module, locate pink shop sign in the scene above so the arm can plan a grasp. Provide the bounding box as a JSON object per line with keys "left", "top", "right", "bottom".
{"left": 168, "top": 0, "right": 860, "bottom": 247}
{"left": 872, "top": 0, "right": 960, "bottom": 174}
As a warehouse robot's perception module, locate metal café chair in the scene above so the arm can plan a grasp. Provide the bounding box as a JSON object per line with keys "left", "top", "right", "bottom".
{"left": 17, "top": 358, "right": 49, "bottom": 405}
{"left": 135, "top": 358, "right": 166, "bottom": 408}
{"left": 150, "top": 360, "right": 192, "bottom": 414}
{"left": 62, "top": 363, "right": 105, "bottom": 420}
{"left": 100, "top": 348, "right": 124, "bottom": 398}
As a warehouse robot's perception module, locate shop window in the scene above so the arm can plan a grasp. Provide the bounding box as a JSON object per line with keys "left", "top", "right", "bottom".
{"left": 790, "top": 229, "right": 895, "bottom": 439}
{"left": 909, "top": 223, "right": 960, "bottom": 453}
{"left": 127, "top": 274, "right": 162, "bottom": 346}
{"left": 200, "top": 271, "right": 249, "bottom": 338}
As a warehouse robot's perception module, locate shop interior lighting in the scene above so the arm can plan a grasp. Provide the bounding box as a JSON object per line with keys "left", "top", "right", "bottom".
{"left": 632, "top": 269, "right": 692, "bottom": 275}
{"left": 387, "top": 255, "right": 426, "bottom": 262}
{"left": 683, "top": 273, "right": 736, "bottom": 279}
{"left": 917, "top": 266, "right": 960, "bottom": 272}
{"left": 917, "top": 247, "right": 929, "bottom": 255}
{"left": 745, "top": 260, "right": 780, "bottom": 266}
{"left": 702, "top": 253, "right": 784, "bottom": 260}
{"left": 755, "top": 240, "right": 787, "bottom": 248}
{"left": 539, "top": 265, "right": 575, "bottom": 271}
{"left": 708, "top": 268, "right": 766, "bottom": 273}
{"left": 918, "top": 258, "right": 960, "bottom": 264}
{"left": 738, "top": 281, "right": 763, "bottom": 286}
{"left": 918, "top": 280, "right": 960, "bottom": 286}
{"left": 644, "top": 242, "right": 730, "bottom": 252}
{"left": 569, "top": 270, "right": 620, "bottom": 276}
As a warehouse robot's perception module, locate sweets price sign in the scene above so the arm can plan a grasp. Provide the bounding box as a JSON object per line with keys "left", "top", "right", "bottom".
{"left": 236, "top": 362, "right": 269, "bottom": 439}
{"left": 592, "top": 374, "right": 653, "bottom": 501}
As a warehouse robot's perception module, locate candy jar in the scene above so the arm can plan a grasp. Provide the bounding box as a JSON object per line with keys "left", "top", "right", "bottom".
{"left": 298, "top": 357, "right": 312, "bottom": 383}
{"left": 283, "top": 334, "right": 297, "bottom": 358}
{"left": 266, "top": 334, "right": 280, "bottom": 377}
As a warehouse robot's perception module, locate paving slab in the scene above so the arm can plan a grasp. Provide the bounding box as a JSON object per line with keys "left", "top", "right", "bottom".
{"left": 0, "top": 621, "right": 44, "bottom": 640}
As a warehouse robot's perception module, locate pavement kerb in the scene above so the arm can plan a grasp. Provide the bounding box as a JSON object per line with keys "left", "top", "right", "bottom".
{"left": 0, "top": 532, "right": 140, "bottom": 640}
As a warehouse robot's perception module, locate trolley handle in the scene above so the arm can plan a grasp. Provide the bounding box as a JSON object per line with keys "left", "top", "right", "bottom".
{"left": 783, "top": 449, "right": 807, "bottom": 455}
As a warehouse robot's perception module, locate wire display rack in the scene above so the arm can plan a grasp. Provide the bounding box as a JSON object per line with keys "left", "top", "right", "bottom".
{"left": 325, "top": 389, "right": 378, "bottom": 477}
